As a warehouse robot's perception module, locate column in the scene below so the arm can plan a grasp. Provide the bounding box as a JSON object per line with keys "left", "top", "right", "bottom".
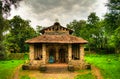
{"left": 42, "top": 44, "right": 46, "bottom": 64}
{"left": 30, "top": 44, "right": 34, "bottom": 60}
{"left": 56, "top": 47, "right": 59, "bottom": 63}
{"left": 80, "top": 44, "right": 84, "bottom": 61}
{"left": 68, "top": 44, "right": 72, "bottom": 62}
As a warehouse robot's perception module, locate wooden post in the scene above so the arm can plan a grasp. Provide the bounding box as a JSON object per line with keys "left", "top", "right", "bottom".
{"left": 80, "top": 44, "right": 84, "bottom": 61}
{"left": 42, "top": 44, "right": 46, "bottom": 64}
{"left": 30, "top": 44, "right": 34, "bottom": 60}
{"left": 68, "top": 44, "right": 72, "bottom": 62}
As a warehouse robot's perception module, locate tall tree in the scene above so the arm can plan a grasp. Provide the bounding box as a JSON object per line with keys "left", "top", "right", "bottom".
{"left": 4, "top": 16, "right": 37, "bottom": 53}
{"left": 0, "top": 0, "right": 22, "bottom": 58}
{"left": 105, "top": 0, "right": 120, "bottom": 31}
{"left": 67, "top": 20, "right": 86, "bottom": 37}
{"left": 36, "top": 25, "right": 43, "bottom": 35}
{"left": 104, "top": 0, "right": 120, "bottom": 53}
{"left": 86, "top": 12, "right": 101, "bottom": 52}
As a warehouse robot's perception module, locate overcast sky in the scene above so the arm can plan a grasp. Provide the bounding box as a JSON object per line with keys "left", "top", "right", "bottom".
{"left": 8, "top": 0, "right": 108, "bottom": 29}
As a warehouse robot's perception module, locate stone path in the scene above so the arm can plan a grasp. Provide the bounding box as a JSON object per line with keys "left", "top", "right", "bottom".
{"left": 13, "top": 64, "right": 103, "bottom": 79}
{"left": 40, "top": 64, "right": 77, "bottom": 79}
{"left": 17, "top": 64, "right": 78, "bottom": 79}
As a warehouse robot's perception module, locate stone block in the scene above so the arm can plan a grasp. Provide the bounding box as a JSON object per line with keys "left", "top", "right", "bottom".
{"left": 68, "top": 65, "right": 74, "bottom": 71}
{"left": 39, "top": 64, "right": 46, "bottom": 72}
{"left": 22, "top": 64, "right": 29, "bottom": 70}
{"left": 85, "top": 64, "right": 91, "bottom": 69}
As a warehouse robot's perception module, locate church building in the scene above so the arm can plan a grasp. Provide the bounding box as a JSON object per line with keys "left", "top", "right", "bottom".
{"left": 25, "top": 22, "right": 88, "bottom": 70}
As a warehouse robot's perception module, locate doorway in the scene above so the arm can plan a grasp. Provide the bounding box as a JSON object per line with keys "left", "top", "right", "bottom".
{"left": 49, "top": 49, "right": 56, "bottom": 63}
{"left": 59, "top": 48, "right": 66, "bottom": 63}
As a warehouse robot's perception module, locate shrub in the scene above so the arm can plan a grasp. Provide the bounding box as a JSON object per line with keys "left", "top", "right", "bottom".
{"left": 7, "top": 53, "right": 29, "bottom": 60}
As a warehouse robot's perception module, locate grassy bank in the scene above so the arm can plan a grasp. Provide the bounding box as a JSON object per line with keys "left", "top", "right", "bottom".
{"left": 0, "top": 60, "right": 24, "bottom": 79}
{"left": 85, "top": 54, "right": 120, "bottom": 79}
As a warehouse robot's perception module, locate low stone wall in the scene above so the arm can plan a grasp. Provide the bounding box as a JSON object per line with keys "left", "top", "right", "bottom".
{"left": 31, "top": 60, "right": 43, "bottom": 66}
{"left": 22, "top": 60, "right": 44, "bottom": 70}
{"left": 68, "top": 60, "right": 85, "bottom": 70}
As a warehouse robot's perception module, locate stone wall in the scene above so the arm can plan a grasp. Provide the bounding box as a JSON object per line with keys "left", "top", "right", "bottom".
{"left": 29, "top": 60, "right": 43, "bottom": 70}
{"left": 68, "top": 60, "right": 85, "bottom": 70}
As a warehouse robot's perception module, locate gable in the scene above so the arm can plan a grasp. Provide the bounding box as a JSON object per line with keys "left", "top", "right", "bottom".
{"left": 40, "top": 22, "right": 73, "bottom": 35}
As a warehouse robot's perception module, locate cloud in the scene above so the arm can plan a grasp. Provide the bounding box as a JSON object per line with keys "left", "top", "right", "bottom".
{"left": 9, "top": 0, "right": 107, "bottom": 29}
{"left": 24, "top": 0, "right": 96, "bottom": 13}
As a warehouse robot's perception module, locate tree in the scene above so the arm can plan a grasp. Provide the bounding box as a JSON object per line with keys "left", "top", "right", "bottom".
{"left": 86, "top": 12, "right": 101, "bottom": 52}
{"left": 0, "top": 0, "right": 22, "bottom": 58}
{"left": 104, "top": 0, "right": 120, "bottom": 53}
{"left": 67, "top": 20, "right": 86, "bottom": 37}
{"left": 105, "top": 0, "right": 120, "bottom": 31}
{"left": 4, "top": 16, "right": 37, "bottom": 53}
{"left": 36, "top": 25, "right": 43, "bottom": 35}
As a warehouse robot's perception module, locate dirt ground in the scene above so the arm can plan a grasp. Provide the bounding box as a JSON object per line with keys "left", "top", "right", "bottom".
{"left": 91, "top": 65, "right": 103, "bottom": 79}
{"left": 13, "top": 64, "right": 103, "bottom": 79}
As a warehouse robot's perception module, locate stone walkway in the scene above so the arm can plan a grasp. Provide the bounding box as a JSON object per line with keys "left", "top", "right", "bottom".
{"left": 40, "top": 64, "right": 77, "bottom": 79}
{"left": 19, "top": 64, "right": 78, "bottom": 79}
{"left": 15, "top": 64, "right": 103, "bottom": 79}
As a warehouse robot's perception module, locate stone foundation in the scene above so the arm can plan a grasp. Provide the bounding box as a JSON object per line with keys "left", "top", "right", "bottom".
{"left": 22, "top": 60, "right": 45, "bottom": 70}
{"left": 68, "top": 60, "right": 85, "bottom": 70}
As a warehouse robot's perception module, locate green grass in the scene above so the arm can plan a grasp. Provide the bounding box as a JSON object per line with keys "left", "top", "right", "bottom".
{"left": 75, "top": 73, "right": 96, "bottom": 79}
{"left": 85, "top": 54, "right": 120, "bottom": 79}
{"left": 0, "top": 60, "right": 24, "bottom": 79}
{"left": 20, "top": 75, "right": 30, "bottom": 79}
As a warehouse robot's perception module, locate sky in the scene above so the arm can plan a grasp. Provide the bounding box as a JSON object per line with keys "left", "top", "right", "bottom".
{"left": 8, "top": 0, "right": 108, "bottom": 29}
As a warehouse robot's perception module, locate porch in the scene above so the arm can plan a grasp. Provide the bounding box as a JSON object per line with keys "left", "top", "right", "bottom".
{"left": 29, "top": 43, "right": 84, "bottom": 64}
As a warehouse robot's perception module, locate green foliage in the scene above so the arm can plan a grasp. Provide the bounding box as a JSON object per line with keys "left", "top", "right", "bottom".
{"left": 67, "top": 20, "right": 86, "bottom": 37}
{"left": 67, "top": 9, "right": 120, "bottom": 53}
{"left": 105, "top": 0, "right": 120, "bottom": 30}
{"left": 75, "top": 73, "right": 96, "bottom": 79}
{"left": 0, "top": 60, "right": 24, "bottom": 79}
{"left": 0, "top": 0, "right": 22, "bottom": 59}
{"left": 67, "top": 12, "right": 105, "bottom": 52}
{"left": 104, "top": 0, "right": 120, "bottom": 53}
{"left": 1, "top": 0, "right": 23, "bottom": 17}
{"left": 4, "top": 16, "right": 37, "bottom": 53}
{"left": 0, "top": 14, "right": 9, "bottom": 59}
{"left": 7, "top": 53, "right": 29, "bottom": 60}
{"left": 36, "top": 25, "right": 43, "bottom": 35}
{"left": 87, "top": 12, "right": 99, "bottom": 25}
{"left": 85, "top": 54, "right": 120, "bottom": 79}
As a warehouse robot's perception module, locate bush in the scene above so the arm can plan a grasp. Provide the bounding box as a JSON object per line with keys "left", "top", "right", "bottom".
{"left": 7, "top": 53, "right": 29, "bottom": 60}
{"left": 0, "top": 53, "right": 5, "bottom": 60}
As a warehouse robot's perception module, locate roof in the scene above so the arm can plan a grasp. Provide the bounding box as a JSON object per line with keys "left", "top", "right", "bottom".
{"left": 25, "top": 34, "right": 88, "bottom": 44}
{"left": 40, "top": 22, "right": 73, "bottom": 34}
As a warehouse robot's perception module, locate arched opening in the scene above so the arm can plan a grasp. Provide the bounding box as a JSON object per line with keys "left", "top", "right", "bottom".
{"left": 59, "top": 48, "right": 67, "bottom": 63}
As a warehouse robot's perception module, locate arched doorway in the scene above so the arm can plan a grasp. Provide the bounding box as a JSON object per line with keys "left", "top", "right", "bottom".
{"left": 59, "top": 48, "right": 67, "bottom": 63}
{"left": 49, "top": 48, "right": 56, "bottom": 63}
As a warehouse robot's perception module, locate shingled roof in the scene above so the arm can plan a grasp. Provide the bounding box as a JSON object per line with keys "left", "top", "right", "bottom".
{"left": 25, "top": 35, "right": 88, "bottom": 44}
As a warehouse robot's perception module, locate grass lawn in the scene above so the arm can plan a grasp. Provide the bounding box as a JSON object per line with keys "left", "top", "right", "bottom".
{"left": 75, "top": 73, "right": 96, "bottom": 79}
{"left": 75, "top": 70, "right": 96, "bottom": 79}
{"left": 0, "top": 60, "right": 24, "bottom": 79}
{"left": 85, "top": 54, "right": 120, "bottom": 79}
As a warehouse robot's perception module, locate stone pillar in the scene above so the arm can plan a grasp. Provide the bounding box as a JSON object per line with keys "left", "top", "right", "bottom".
{"left": 42, "top": 44, "right": 46, "bottom": 64}
{"left": 30, "top": 44, "right": 34, "bottom": 60}
{"left": 68, "top": 44, "right": 72, "bottom": 62}
{"left": 56, "top": 47, "right": 59, "bottom": 63}
{"left": 80, "top": 44, "right": 84, "bottom": 61}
